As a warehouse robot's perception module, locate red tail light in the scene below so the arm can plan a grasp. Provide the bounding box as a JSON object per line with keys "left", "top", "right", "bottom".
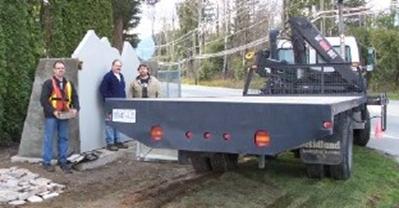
{"left": 185, "top": 131, "right": 193, "bottom": 139}
{"left": 150, "top": 125, "right": 163, "bottom": 141}
{"left": 203, "top": 132, "right": 212, "bottom": 139}
{"left": 222, "top": 133, "right": 232, "bottom": 141}
{"left": 254, "top": 130, "right": 270, "bottom": 147}
{"left": 322, "top": 121, "right": 333, "bottom": 129}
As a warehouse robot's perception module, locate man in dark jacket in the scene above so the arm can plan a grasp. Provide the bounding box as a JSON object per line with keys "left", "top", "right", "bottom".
{"left": 40, "top": 60, "right": 79, "bottom": 173}
{"left": 99, "top": 59, "right": 128, "bottom": 151}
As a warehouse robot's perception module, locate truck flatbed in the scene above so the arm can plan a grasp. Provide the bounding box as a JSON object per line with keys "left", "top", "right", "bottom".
{"left": 106, "top": 95, "right": 366, "bottom": 156}
{"left": 124, "top": 95, "right": 365, "bottom": 105}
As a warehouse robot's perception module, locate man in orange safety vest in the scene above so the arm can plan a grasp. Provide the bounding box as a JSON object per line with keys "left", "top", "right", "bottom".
{"left": 40, "top": 60, "right": 80, "bottom": 173}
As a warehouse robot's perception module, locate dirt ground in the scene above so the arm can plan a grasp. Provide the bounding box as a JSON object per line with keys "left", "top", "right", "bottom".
{"left": 0, "top": 145, "right": 197, "bottom": 208}
{"left": 1, "top": 145, "right": 399, "bottom": 208}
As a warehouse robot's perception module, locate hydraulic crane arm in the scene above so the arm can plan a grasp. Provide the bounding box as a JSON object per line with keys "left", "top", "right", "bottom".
{"left": 289, "top": 16, "right": 362, "bottom": 89}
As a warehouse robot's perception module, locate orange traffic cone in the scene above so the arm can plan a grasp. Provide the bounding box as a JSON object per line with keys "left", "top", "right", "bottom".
{"left": 374, "top": 117, "right": 383, "bottom": 139}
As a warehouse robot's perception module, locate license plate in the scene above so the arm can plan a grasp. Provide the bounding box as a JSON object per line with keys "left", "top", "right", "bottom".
{"left": 112, "top": 109, "right": 136, "bottom": 123}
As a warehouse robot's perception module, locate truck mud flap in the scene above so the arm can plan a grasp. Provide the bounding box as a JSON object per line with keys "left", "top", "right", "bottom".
{"left": 300, "top": 140, "right": 341, "bottom": 165}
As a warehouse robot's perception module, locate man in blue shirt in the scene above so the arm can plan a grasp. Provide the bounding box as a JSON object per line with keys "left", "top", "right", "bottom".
{"left": 99, "top": 59, "right": 128, "bottom": 151}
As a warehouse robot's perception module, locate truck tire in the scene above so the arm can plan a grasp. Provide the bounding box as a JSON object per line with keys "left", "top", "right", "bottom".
{"left": 353, "top": 110, "right": 370, "bottom": 146}
{"left": 306, "top": 164, "right": 325, "bottom": 179}
{"left": 330, "top": 114, "right": 353, "bottom": 180}
{"left": 210, "top": 153, "right": 238, "bottom": 172}
{"left": 189, "top": 153, "right": 211, "bottom": 173}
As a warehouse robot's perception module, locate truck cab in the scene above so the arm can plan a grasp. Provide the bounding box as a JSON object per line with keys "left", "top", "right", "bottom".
{"left": 276, "top": 36, "right": 373, "bottom": 72}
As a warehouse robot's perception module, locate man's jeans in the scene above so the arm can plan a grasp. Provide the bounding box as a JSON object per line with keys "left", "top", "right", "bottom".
{"left": 105, "top": 124, "right": 121, "bottom": 145}
{"left": 42, "top": 118, "right": 69, "bottom": 166}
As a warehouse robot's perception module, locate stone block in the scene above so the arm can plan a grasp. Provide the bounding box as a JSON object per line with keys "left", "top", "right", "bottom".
{"left": 42, "top": 192, "right": 59, "bottom": 200}
{"left": 27, "top": 186, "right": 48, "bottom": 196}
{"left": 30, "top": 177, "right": 51, "bottom": 186}
{"left": 3, "top": 179, "right": 19, "bottom": 188}
{"left": 8, "top": 169, "right": 27, "bottom": 179}
{"left": 0, "top": 190, "right": 19, "bottom": 202}
{"left": 17, "top": 192, "right": 32, "bottom": 201}
{"left": 27, "top": 195, "right": 43, "bottom": 203}
{"left": 8, "top": 200, "right": 26, "bottom": 205}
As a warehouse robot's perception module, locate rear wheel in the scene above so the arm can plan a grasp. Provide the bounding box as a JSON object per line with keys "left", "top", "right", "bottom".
{"left": 210, "top": 153, "right": 239, "bottom": 172}
{"left": 330, "top": 114, "right": 353, "bottom": 180}
{"left": 353, "top": 109, "right": 370, "bottom": 146}
{"left": 188, "top": 152, "right": 238, "bottom": 173}
{"left": 188, "top": 152, "right": 211, "bottom": 173}
{"left": 306, "top": 164, "right": 325, "bottom": 179}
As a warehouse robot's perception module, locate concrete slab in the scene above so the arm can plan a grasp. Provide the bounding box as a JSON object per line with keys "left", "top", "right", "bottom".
{"left": 136, "top": 143, "right": 178, "bottom": 161}
{"left": 11, "top": 156, "right": 57, "bottom": 165}
{"left": 74, "top": 141, "right": 137, "bottom": 171}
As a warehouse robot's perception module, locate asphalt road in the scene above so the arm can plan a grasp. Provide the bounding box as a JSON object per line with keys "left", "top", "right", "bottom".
{"left": 181, "top": 84, "right": 399, "bottom": 160}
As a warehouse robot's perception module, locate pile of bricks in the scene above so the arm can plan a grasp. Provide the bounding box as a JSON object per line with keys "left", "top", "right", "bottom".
{"left": 0, "top": 167, "right": 65, "bottom": 205}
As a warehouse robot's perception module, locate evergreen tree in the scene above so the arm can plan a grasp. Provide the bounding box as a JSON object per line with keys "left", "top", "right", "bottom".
{"left": 45, "top": 0, "right": 113, "bottom": 57}
{"left": 0, "top": 1, "right": 42, "bottom": 143}
{"left": 112, "top": 0, "right": 141, "bottom": 52}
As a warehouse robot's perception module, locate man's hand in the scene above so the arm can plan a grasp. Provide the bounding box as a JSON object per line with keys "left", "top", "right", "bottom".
{"left": 106, "top": 112, "right": 112, "bottom": 121}
{"left": 53, "top": 111, "right": 61, "bottom": 118}
{"left": 70, "top": 108, "right": 78, "bottom": 118}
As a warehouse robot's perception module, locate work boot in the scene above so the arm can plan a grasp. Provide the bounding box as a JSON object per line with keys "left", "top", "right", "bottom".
{"left": 106, "top": 144, "right": 118, "bottom": 151}
{"left": 115, "top": 142, "right": 128, "bottom": 149}
{"left": 43, "top": 164, "right": 55, "bottom": 172}
{"left": 60, "top": 164, "right": 73, "bottom": 174}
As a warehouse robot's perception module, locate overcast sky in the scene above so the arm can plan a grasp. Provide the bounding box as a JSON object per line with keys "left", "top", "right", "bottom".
{"left": 133, "top": 0, "right": 393, "bottom": 37}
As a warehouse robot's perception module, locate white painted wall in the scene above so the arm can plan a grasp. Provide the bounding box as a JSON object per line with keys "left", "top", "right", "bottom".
{"left": 71, "top": 30, "right": 139, "bottom": 152}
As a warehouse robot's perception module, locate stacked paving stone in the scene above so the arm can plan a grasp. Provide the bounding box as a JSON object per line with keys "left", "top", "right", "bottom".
{"left": 0, "top": 167, "right": 65, "bottom": 205}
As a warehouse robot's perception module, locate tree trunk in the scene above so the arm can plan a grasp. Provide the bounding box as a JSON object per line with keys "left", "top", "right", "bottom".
{"left": 40, "top": 2, "right": 52, "bottom": 57}
{"left": 112, "top": 16, "right": 124, "bottom": 53}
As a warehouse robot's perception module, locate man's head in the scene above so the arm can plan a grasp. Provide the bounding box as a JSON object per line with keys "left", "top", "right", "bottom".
{"left": 112, "top": 59, "right": 122, "bottom": 74}
{"left": 137, "top": 64, "right": 150, "bottom": 78}
{"left": 53, "top": 60, "right": 66, "bottom": 80}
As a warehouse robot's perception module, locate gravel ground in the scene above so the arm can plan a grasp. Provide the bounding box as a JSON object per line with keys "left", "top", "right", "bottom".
{"left": 0, "top": 145, "right": 193, "bottom": 208}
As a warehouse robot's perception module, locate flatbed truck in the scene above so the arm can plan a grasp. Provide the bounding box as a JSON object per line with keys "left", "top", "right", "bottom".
{"left": 106, "top": 16, "right": 388, "bottom": 180}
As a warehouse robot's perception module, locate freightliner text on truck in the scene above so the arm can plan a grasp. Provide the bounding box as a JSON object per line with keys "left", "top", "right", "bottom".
{"left": 106, "top": 16, "right": 388, "bottom": 180}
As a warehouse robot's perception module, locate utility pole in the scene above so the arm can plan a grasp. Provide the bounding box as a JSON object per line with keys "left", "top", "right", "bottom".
{"left": 282, "top": 0, "right": 289, "bottom": 26}
{"left": 192, "top": 32, "right": 198, "bottom": 85}
{"left": 338, "top": 0, "right": 345, "bottom": 60}
{"left": 216, "top": 1, "right": 219, "bottom": 35}
{"left": 320, "top": 0, "right": 325, "bottom": 35}
{"left": 196, "top": 0, "right": 203, "bottom": 84}
{"left": 171, "top": 14, "right": 175, "bottom": 62}
{"left": 222, "top": 0, "right": 230, "bottom": 79}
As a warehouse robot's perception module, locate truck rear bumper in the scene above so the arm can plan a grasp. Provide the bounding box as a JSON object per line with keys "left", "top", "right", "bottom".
{"left": 106, "top": 96, "right": 366, "bottom": 155}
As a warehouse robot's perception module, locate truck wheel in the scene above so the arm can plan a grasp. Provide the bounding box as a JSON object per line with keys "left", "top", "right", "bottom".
{"left": 189, "top": 153, "right": 211, "bottom": 173}
{"left": 226, "top": 154, "right": 239, "bottom": 169}
{"left": 330, "top": 115, "right": 353, "bottom": 180}
{"left": 306, "top": 164, "right": 325, "bottom": 179}
{"left": 353, "top": 110, "right": 370, "bottom": 146}
{"left": 210, "top": 153, "right": 238, "bottom": 172}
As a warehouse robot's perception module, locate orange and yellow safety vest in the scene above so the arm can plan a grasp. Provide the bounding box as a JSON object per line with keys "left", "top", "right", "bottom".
{"left": 49, "top": 78, "right": 72, "bottom": 111}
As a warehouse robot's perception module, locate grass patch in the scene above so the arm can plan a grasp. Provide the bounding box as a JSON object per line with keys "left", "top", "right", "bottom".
{"left": 164, "top": 147, "right": 399, "bottom": 208}
{"left": 388, "top": 92, "right": 399, "bottom": 100}
{"left": 368, "top": 91, "right": 399, "bottom": 100}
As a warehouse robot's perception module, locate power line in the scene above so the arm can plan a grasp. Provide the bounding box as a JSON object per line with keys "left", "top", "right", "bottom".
{"left": 204, "top": 17, "right": 268, "bottom": 46}
{"left": 158, "top": 35, "right": 268, "bottom": 66}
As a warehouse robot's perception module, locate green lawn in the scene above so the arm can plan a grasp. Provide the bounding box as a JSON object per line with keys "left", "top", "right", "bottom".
{"left": 165, "top": 147, "right": 399, "bottom": 208}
